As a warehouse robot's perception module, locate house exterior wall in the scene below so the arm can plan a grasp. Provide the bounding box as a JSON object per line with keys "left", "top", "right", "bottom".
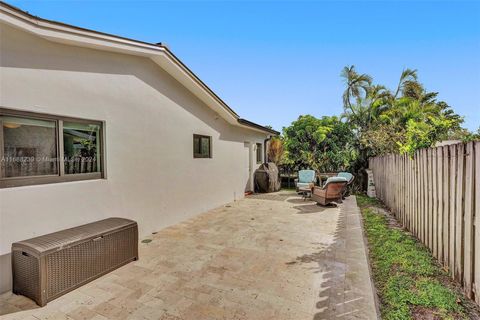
{"left": 0, "top": 23, "right": 268, "bottom": 293}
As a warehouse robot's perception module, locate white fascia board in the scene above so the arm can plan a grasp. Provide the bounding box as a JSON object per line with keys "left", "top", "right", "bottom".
{"left": 237, "top": 125, "right": 272, "bottom": 136}
{"left": 0, "top": 6, "right": 158, "bottom": 56}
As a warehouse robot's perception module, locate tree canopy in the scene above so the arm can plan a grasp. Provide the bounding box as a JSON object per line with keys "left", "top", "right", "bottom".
{"left": 282, "top": 115, "right": 357, "bottom": 172}
{"left": 272, "top": 66, "right": 475, "bottom": 186}
{"left": 341, "top": 65, "right": 464, "bottom": 158}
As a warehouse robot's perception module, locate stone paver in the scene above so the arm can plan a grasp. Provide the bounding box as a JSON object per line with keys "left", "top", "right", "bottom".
{"left": 0, "top": 192, "right": 378, "bottom": 320}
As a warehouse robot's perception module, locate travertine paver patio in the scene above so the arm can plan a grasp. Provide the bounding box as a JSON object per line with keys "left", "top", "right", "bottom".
{"left": 0, "top": 192, "right": 378, "bottom": 320}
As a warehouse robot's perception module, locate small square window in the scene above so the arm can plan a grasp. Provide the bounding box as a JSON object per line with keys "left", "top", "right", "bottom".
{"left": 193, "top": 134, "right": 211, "bottom": 158}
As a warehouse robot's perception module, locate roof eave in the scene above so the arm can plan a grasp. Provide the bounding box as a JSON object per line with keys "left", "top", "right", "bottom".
{"left": 0, "top": 1, "right": 279, "bottom": 134}
{"left": 237, "top": 119, "right": 279, "bottom": 135}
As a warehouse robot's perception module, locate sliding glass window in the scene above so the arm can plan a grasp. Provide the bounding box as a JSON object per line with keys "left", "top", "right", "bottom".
{"left": 0, "top": 108, "right": 105, "bottom": 188}
{"left": 1, "top": 116, "right": 58, "bottom": 178}
{"left": 63, "top": 122, "right": 101, "bottom": 174}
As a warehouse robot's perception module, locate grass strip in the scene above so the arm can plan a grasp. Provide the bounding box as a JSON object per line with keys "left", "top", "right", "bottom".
{"left": 356, "top": 194, "right": 467, "bottom": 320}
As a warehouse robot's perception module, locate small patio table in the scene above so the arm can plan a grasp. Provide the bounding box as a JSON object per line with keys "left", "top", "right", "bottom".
{"left": 298, "top": 184, "right": 314, "bottom": 201}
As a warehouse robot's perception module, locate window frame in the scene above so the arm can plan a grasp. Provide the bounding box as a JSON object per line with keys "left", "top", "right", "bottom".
{"left": 256, "top": 143, "right": 263, "bottom": 164}
{"left": 0, "top": 107, "right": 105, "bottom": 188}
{"left": 193, "top": 134, "right": 212, "bottom": 159}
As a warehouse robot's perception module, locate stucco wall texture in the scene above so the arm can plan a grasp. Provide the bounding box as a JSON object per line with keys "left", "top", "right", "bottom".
{"left": 0, "top": 23, "right": 268, "bottom": 293}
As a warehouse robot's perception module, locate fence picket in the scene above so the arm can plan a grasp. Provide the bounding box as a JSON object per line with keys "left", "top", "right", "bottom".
{"left": 429, "top": 148, "right": 434, "bottom": 251}
{"left": 455, "top": 143, "right": 465, "bottom": 282}
{"left": 474, "top": 142, "right": 480, "bottom": 303}
{"left": 450, "top": 144, "right": 457, "bottom": 279}
{"left": 423, "top": 148, "right": 429, "bottom": 246}
{"left": 417, "top": 151, "right": 423, "bottom": 241}
{"left": 400, "top": 155, "right": 403, "bottom": 221}
{"left": 464, "top": 142, "right": 474, "bottom": 297}
{"left": 405, "top": 154, "right": 408, "bottom": 227}
{"left": 410, "top": 154, "right": 414, "bottom": 233}
{"left": 443, "top": 146, "right": 450, "bottom": 268}
{"left": 413, "top": 153, "right": 418, "bottom": 237}
{"left": 433, "top": 148, "right": 438, "bottom": 258}
{"left": 438, "top": 147, "right": 444, "bottom": 262}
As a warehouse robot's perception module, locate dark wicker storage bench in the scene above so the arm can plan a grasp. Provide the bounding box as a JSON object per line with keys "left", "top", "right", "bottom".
{"left": 12, "top": 217, "right": 138, "bottom": 306}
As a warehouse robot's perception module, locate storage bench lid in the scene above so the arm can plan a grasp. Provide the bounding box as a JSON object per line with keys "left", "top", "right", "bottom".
{"left": 12, "top": 218, "right": 137, "bottom": 256}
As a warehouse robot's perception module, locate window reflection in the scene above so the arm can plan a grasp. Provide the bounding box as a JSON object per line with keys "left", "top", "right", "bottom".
{"left": 1, "top": 116, "right": 57, "bottom": 177}
{"left": 193, "top": 135, "right": 211, "bottom": 158}
{"left": 63, "top": 122, "right": 101, "bottom": 174}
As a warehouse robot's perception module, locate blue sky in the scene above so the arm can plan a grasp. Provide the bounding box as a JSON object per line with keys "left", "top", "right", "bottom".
{"left": 9, "top": 0, "right": 480, "bottom": 132}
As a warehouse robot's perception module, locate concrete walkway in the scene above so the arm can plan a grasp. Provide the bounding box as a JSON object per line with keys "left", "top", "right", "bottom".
{"left": 0, "top": 192, "right": 378, "bottom": 320}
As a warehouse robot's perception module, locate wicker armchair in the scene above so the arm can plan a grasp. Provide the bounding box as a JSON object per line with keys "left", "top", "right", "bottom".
{"left": 337, "top": 172, "right": 355, "bottom": 197}
{"left": 312, "top": 177, "right": 348, "bottom": 206}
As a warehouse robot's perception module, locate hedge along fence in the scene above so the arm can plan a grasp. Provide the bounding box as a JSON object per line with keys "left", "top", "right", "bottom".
{"left": 369, "top": 141, "right": 480, "bottom": 303}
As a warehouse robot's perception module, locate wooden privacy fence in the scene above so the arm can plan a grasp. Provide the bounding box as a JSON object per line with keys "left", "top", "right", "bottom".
{"left": 369, "top": 141, "right": 480, "bottom": 303}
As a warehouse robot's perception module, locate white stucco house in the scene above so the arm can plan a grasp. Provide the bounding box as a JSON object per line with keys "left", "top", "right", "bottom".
{"left": 0, "top": 2, "right": 278, "bottom": 293}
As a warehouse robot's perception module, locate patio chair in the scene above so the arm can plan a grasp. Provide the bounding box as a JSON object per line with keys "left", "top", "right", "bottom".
{"left": 295, "top": 169, "right": 316, "bottom": 192}
{"left": 311, "top": 177, "right": 348, "bottom": 206}
{"left": 337, "top": 172, "right": 355, "bottom": 198}
{"left": 337, "top": 172, "right": 355, "bottom": 184}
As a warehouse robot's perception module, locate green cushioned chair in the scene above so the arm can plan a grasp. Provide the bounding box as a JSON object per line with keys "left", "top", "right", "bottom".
{"left": 337, "top": 172, "right": 355, "bottom": 198}
{"left": 295, "top": 169, "right": 316, "bottom": 192}
{"left": 337, "top": 172, "right": 354, "bottom": 184}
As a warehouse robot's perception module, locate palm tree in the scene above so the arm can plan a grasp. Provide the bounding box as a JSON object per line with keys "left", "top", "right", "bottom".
{"left": 342, "top": 84, "right": 390, "bottom": 130}
{"left": 341, "top": 65, "right": 372, "bottom": 113}
{"left": 394, "top": 68, "right": 418, "bottom": 98}
{"left": 366, "top": 84, "right": 392, "bottom": 118}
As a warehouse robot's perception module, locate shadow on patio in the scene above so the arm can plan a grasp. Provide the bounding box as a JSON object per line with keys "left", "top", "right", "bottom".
{"left": 0, "top": 192, "right": 377, "bottom": 320}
